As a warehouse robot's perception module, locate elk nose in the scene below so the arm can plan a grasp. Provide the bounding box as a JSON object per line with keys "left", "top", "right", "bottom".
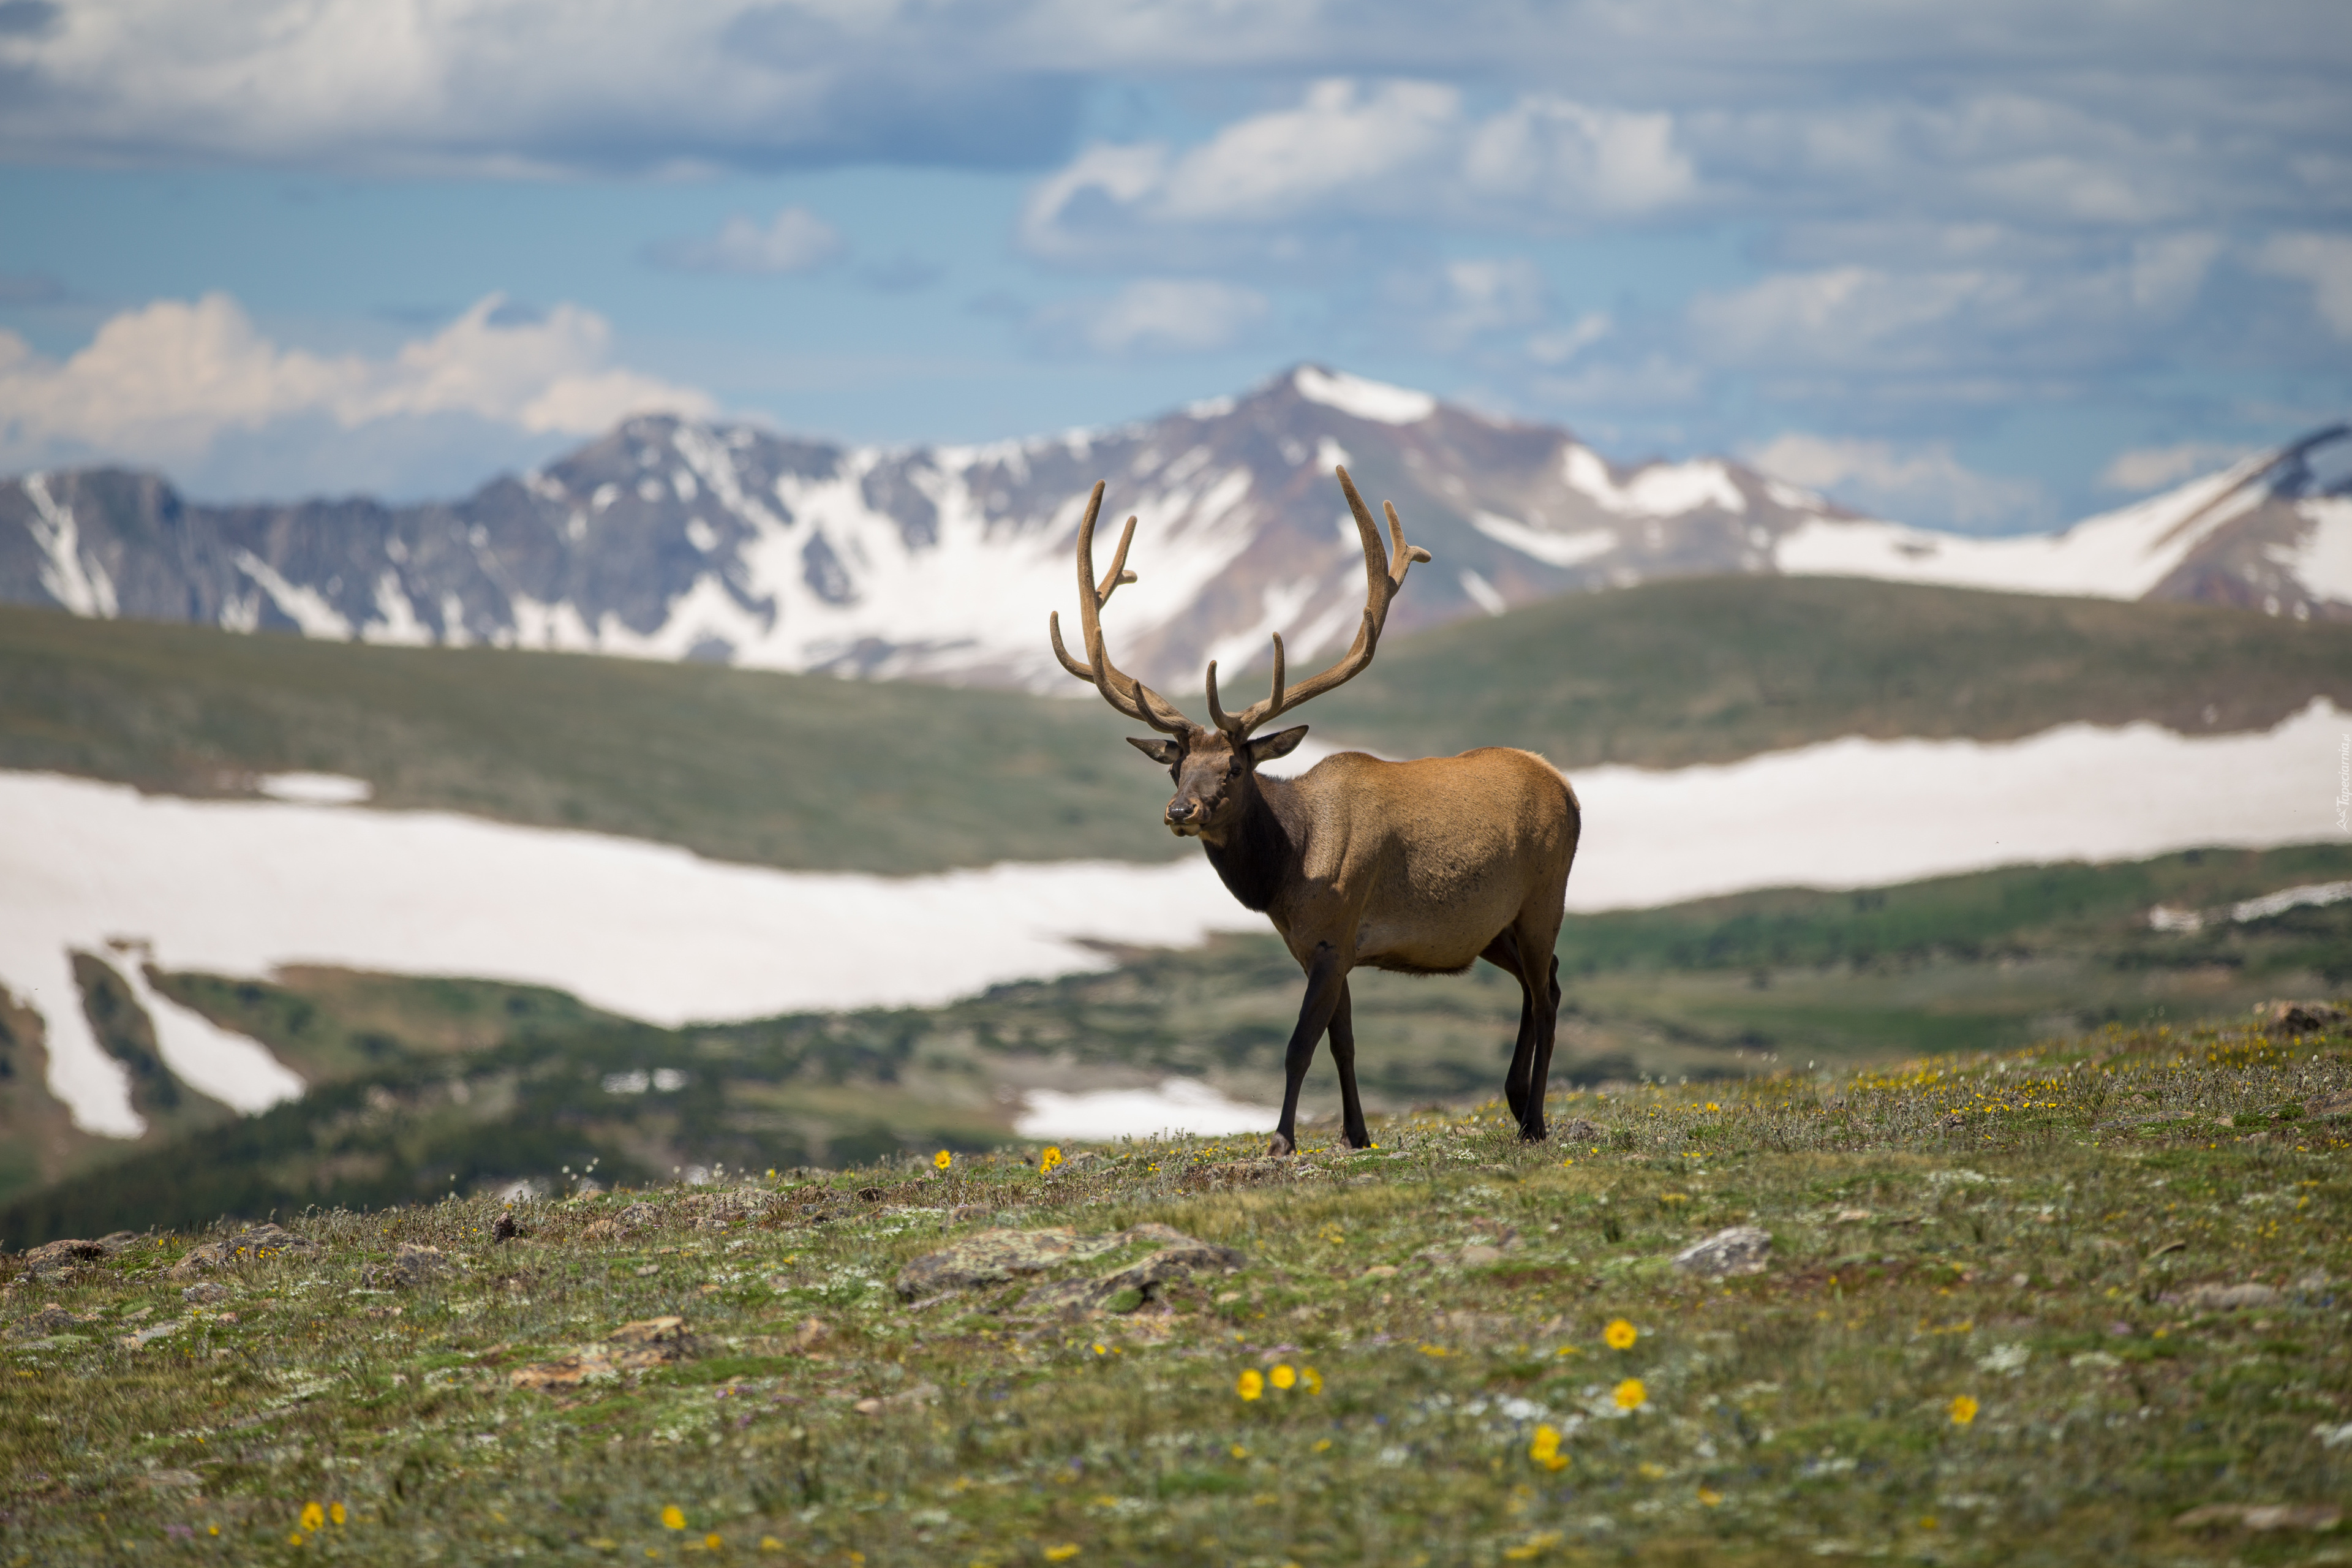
{"left": 1166, "top": 799, "right": 1196, "bottom": 821}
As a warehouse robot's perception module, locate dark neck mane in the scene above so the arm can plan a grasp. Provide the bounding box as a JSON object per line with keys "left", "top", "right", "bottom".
{"left": 1200, "top": 775, "right": 1294, "bottom": 913}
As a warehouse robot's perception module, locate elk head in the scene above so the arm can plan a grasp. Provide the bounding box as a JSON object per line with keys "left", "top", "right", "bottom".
{"left": 1047, "top": 467, "right": 1430, "bottom": 839}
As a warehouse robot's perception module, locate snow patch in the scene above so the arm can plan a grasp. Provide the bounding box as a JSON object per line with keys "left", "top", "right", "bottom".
{"left": 4, "top": 698, "right": 2343, "bottom": 1136}
{"left": 1562, "top": 447, "right": 1746, "bottom": 517}
{"left": 2269, "top": 497, "right": 2352, "bottom": 603}
{"left": 1293, "top": 367, "right": 1436, "bottom": 426}
{"left": 23, "top": 473, "right": 118, "bottom": 617}
{"left": 1458, "top": 568, "right": 1507, "bottom": 616}
{"left": 257, "top": 772, "right": 372, "bottom": 805}
{"left": 1016, "top": 1078, "right": 1278, "bottom": 1139}
{"left": 233, "top": 551, "right": 352, "bottom": 638}
{"left": 1469, "top": 510, "right": 1618, "bottom": 568}
{"left": 1774, "top": 451, "right": 2272, "bottom": 601}
{"left": 115, "top": 946, "right": 307, "bottom": 1114}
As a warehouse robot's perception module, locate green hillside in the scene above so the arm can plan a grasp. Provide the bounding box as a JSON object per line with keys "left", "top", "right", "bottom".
{"left": 0, "top": 604, "right": 1178, "bottom": 876}
{"left": 6, "top": 576, "right": 2348, "bottom": 875}
{"left": 7, "top": 842, "right": 2343, "bottom": 1245}
{"left": 1301, "top": 576, "right": 2352, "bottom": 767}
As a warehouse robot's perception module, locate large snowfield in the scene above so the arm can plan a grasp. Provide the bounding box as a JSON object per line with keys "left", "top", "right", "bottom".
{"left": 4, "top": 699, "right": 2346, "bottom": 1139}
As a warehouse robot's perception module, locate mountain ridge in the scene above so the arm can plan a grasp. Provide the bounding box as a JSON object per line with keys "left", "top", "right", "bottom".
{"left": 3, "top": 367, "right": 2348, "bottom": 693}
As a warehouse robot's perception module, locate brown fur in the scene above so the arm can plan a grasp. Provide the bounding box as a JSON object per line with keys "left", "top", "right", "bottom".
{"left": 1052, "top": 469, "right": 1582, "bottom": 1152}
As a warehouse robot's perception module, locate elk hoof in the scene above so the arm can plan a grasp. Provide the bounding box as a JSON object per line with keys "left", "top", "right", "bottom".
{"left": 1267, "top": 1132, "right": 1295, "bottom": 1157}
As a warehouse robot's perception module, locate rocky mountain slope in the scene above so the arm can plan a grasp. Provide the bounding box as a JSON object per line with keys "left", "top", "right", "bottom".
{"left": 7, "top": 367, "right": 2345, "bottom": 693}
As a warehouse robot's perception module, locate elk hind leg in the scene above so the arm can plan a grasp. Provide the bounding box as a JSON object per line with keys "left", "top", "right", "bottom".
{"left": 1512, "top": 915, "right": 1566, "bottom": 1142}
{"left": 1270, "top": 941, "right": 1346, "bottom": 1156}
{"left": 1326, "top": 979, "right": 1372, "bottom": 1150}
{"left": 1481, "top": 929, "right": 1540, "bottom": 1128}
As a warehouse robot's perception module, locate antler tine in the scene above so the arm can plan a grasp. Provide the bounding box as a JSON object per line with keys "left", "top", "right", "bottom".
{"left": 1047, "top": 481, "right": 1197, "bottom": 735}
{"left": 1212, "top": 466, "right": 1427, "bottom": 739}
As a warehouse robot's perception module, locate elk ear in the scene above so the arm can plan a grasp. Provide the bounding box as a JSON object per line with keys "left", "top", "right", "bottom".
{"left": 1125, "top": 736, "right": 1183, "bottom": 766}
{"left": 1246, "top": 725, "right": 1309, "bottom": 765}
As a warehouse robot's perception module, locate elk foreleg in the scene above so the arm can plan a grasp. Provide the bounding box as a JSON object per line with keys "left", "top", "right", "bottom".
{"left": 1269, "top": 941, "right": 1346, "bottom": 1156}
{"left": 1326, "top": 979, "right": 1372, "bottom": 1150}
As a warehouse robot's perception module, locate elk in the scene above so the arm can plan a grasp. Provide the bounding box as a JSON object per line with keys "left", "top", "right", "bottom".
{"left": 1049, "top": 467, "right": 1581, "bottom": 1154}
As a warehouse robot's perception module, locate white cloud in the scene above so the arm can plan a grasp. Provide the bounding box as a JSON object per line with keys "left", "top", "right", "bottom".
{"left": 649, "top": 206, "right": 845, "bottom": 274}
{"left": 1030, "top": 277, "right": 1271, "bottom": 355}
{"left": 1747, "top": 432, "right": 2048, "bottom": 533}
{"left": 1020, "top": 80, "right": 1696, "bottom": 260}
{"left": 0, "top": 292, "right": 714, "bottom": 469}
{"left": 2098, "top": 441, "right": 2255, "bottom": 492}
{"left": 2258, "top": 233, "right": 2352, "bottom": 337}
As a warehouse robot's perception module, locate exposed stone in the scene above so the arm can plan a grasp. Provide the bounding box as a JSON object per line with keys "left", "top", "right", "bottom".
{"left": 685, "top": 1187, "right": 777, "bottom": 1231}
{"left": 1553, "top": 1118, "right": 1605, "bottom": 1145}
{"left": 1015, "top": 1238, "right": 1249, "bottom": 1317}
{"left": 581, "top": 1202, "right": 665, "bottom": 1243}
{"left": 791, "top": 1316, "right": 831, "bottom": 1353}
{"left": 894, "top": 1223, "right": 1196, "bottom": 1302}
{"left": 180, "top": 1282, "right": 230, "bottom": 1305}
{"left": 167, "top": 1224, "right": 315, "bottom": 1280}
{"left": 511, "top": 1316, "right": 693, "bottom": 1392}
{"left": 2258, "top": 1000, "right": 2347, "bottom": 1038}
{"left": 2174, "top": 1282, "right": 2282, "bottom": 1310}
{"left": 2174, "top": 1502, "right": 2342, "bottom": 1532}
{"left": 1459, "top": 1244, "right": 1504, "bottom": 1267}
{"left": 853, "top": 1382, "right": 938, "bottom": 1416}
{"left": 491, "top": 1212, "right": 519, "bottom": 1244}
{"left": 1671, "top": 1226, "right": 1773, "bottom": 1278}
{"left": 9, "top": 1305, "right": 90, "bottom": 1336}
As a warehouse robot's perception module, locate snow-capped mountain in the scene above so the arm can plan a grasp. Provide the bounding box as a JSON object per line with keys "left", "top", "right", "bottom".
{"left": 4, "top": 369, "right": 2348, "bottom": 693}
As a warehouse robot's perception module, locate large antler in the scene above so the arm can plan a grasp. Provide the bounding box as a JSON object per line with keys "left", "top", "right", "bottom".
{"left": 1047, "top": 481, "right": 1198, "bottom": 736}
{"left": 1205, "top": 466, "right": 1431, "bottom": 740}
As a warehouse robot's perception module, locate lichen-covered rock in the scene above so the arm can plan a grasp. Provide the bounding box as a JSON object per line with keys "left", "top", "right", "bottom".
{"left": 1671, "top": 1226, "right": 1773, "bottom": 1278}
{"left": 581, "top": 1202, "right": 665, "bottom": 1243}
{"left": 1016, "top": 1239, "right": 1249, "bottom": 1316}
{"left": 2258, "top": 1000, "right": 2346, "bottom": 1038}
{"left": 894, "top": 1223, "right": 1197, "bottom": 1302}
{"left": 180, "top": 1282, "right": 230, "bottom": 1305}
{"left": 2173, "top": 1281, "right": 2281, "bottom": 1310}
{"left": 510, "top": 1316, "right": 693, "bottom": 1392}
{"left": 167, "top": 1224, "right": 315, "bottom": 1280}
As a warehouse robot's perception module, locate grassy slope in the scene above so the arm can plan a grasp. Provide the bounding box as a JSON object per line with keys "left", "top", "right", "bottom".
{"left": 7, "top": 843, "right": 2345, "bottom": 1246}
{"left": 0, "top": 604, "right": 1178, "bottom": 876}
{"left": 9, "top": 579, "right": 2351, "bottom": 875}
{"left": 1, "top": 1014, "right": 2345, "bottom": 1565}
{"left": 1296, "top": 576, "right": 2352, "bottom": 767}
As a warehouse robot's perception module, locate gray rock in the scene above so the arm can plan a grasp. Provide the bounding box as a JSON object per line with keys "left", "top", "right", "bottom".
{"left": 167, "top": 1224, "right": 315, "bottom": 1281}
{"left": 179, "top": 1282, "right": 230, "bottom": 1305}
{"left": 1671, "top": 1226, "right": 1773, "bottom": 1278}
{"left": 2176, "top": 1282, "right": 2281, "bottom": 1310}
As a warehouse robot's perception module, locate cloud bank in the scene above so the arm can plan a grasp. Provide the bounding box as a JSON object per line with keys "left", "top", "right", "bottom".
{"left": 0, "top": 293, "right": 713, "bottom": 495}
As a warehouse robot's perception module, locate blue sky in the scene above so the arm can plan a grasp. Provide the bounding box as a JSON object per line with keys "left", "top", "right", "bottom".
{"left": 1, "top": 1, "right": 2347, "bottom": 530}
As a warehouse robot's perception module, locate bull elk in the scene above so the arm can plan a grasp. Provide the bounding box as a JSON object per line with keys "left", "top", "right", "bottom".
{"left": 1049, "top": 467, "right": 1581, "bottom": 1154}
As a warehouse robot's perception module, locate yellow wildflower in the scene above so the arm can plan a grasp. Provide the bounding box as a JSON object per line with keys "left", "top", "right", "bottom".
{"left": 706, "top": 1534, "right": 723, "bottom": 1550}
{"left": 1044, "top": 1547, "right": 1080, "bottom": 1562}
{"left": 1698, "top": 1488, "right": 1724, "bottom": 1506}
{"left": 1614, "top": 1378, "right": 1647, "bottom": 1411}
{"left": 760, "top": 1538, "right": 783, "bottom": 1552}
{"left": 1237, "top": 1368, "right": 1265, "bottom": 1400}
{"left": 1528, "top": 1424, "right": 1569, "bottom": 1472}
{"left": 1039, "top": 1147, "right": 1063, "bottom": 1174}
{"left": 329, "top": 1503, "right": 346, "bottom": 1526}
{"left": 1948, "top": 1395, "right": 1978, "bottom": 1427}
{"left": 663, "top": 1506, "right": 688, "bottom": 1531}
{"left": 935, "top": 1150, "right": 952, "bottom": 1170}
{"left": 1270, "top": 1364, "right": 1297, "bottom": 1390}
{"left": 1302, "top": 1366, "right": 1324, "bottom": 1394}
{"left": 300, "top": 1502, "right": 324, "bottom": 1533}
{"left": 1604, "top": 1318, "right": 1638, "bottom": 1350}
